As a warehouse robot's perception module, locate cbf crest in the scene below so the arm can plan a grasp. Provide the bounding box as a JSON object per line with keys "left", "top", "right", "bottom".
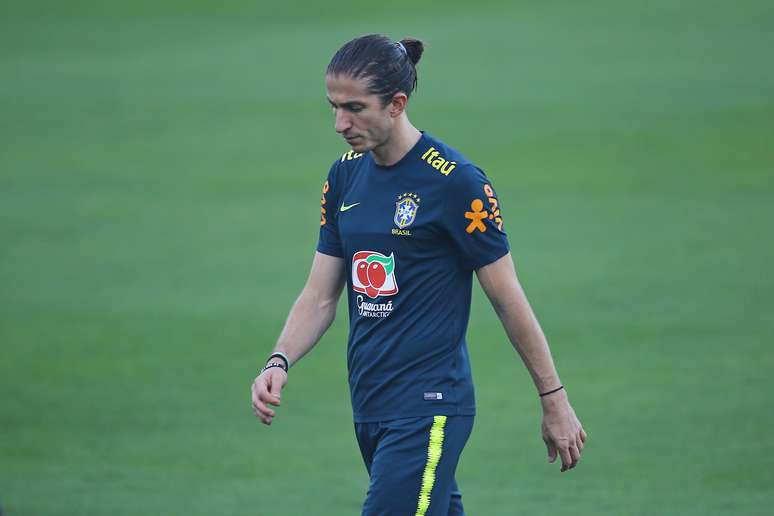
{"left": 394, "top": 192, "right": 420, "bottom": 229}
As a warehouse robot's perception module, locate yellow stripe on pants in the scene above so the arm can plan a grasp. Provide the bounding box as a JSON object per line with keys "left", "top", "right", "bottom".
{"left": 415, "top": 415, "right": 447, "bottom": 516}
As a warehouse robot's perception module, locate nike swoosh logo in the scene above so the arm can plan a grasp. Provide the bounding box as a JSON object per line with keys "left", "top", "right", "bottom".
{"left": 340, "top": 202, "right": 361, "bottom": 212}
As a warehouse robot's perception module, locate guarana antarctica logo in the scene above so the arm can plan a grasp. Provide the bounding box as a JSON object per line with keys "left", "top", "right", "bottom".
{"left": 352, "top": 251, "right": 399, "bottom": 318}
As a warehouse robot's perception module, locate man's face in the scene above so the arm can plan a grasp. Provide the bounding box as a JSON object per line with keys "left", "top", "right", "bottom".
{"left": 326, "top": 74, "right": 394, "bottom": 153}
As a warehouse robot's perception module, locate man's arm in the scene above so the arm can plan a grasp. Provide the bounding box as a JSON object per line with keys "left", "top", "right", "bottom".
{"left": 476, "top": 252, "right": 587, "bottom": 472}
{"left": 251, "top": 251, "right": 346, "bottom": 425}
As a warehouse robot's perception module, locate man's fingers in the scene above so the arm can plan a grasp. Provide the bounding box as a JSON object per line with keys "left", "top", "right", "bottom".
{"left": 545, "top": 439, "right": 557, "bottom": 463}
{"left": 262, "top": 389, "right": 281, "bottom": 407}
{"left": 253, "top": 377, "right": 280, "bottom": 408}
{"left": 569, "top": 443, "right": 580, "bottom": 469}
{"left": 251, "top": 382, "right": 275, "bottom": 419}
{"left": 268, "top": 374, "right": 284, "bottom": 402}
{"left": 558, "top": 444, "right": 572, "bottom": 472}
{"left": 580, "top": 427, "right": 587, "bottom": 443}
{"left": 253, "top": 397, "right": 274, "bottom": 425}
{"left": 576, "top": 432, "right": 584, "bottom": 453}
{"left": 250, "top": 370, "right": 287, "bottom": 425}
{"left": 253, "top": 406, "right": 272, "bottom": 425}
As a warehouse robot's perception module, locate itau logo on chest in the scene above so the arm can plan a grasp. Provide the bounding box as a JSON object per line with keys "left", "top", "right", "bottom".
{"left": 420, "top": 147, "right": 457, "bottom": 176}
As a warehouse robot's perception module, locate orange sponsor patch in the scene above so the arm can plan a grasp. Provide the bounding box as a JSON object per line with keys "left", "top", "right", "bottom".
{"left": 320, "top": 180, "right": 329, "bottom": 226}
{"left": 465, "top": 199, "right": 488, "bottom": 233}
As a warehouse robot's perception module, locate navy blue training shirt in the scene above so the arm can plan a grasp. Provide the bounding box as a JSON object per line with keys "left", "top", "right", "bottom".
{"left": 317, "top": 131, "right": 510, "bottom": 422}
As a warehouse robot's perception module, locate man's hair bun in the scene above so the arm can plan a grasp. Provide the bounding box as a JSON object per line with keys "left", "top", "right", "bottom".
{"left": 400, "top": 38, "right": 424, "bottom": 66}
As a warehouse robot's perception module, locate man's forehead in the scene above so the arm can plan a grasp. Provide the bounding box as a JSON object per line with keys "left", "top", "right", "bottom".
{"left": 326, "top": 74, "right": 372, "bottom": 103}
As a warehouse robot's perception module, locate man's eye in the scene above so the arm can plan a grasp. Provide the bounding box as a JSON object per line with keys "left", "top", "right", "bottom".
{"left": 350, "top": 106, "right": 363, "bottom": 113}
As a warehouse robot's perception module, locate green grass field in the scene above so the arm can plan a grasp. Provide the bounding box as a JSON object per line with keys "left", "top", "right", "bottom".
{"left": 2, "top": 1, "right": 773, "bottom": 514}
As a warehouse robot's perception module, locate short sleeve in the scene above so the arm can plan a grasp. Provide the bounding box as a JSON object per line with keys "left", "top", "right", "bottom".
{"left": 316, "top": 160, "right": 344, "bottom": 258}
{"left": 443, "top": 165, "right": 510, "bottom": 270}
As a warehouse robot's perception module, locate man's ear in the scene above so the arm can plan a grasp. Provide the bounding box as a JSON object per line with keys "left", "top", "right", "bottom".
{"left": 389, "top": 92, "right": 408, "bottom": 117}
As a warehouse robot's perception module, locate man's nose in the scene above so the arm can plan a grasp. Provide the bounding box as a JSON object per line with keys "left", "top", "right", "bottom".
{"left": 335, "top": 110, "right": 352, "bottom": 134}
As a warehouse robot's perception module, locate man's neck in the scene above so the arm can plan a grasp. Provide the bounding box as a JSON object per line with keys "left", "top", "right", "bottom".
{"left": 371, "top": 120, "right": 422, "bottom": 167}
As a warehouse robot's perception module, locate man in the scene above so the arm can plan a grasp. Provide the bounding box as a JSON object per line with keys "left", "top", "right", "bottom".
{"left": 252, "top": 34, "right": 586, "bottom": 515}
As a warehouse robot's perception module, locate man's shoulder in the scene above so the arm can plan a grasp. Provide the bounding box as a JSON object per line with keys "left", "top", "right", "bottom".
{"left": 327, "top": 149, "right": 366, "bottom": 178}
{"left": 414, "top": 132, "right": 476, "bottom": 179}
{"left": 324, "top": 149, "right": 366, "bottom": 190}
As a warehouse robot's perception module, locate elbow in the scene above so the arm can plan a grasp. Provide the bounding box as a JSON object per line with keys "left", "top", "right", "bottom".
{"left": 490, "top": 300, "right": 507, "bottom": 320}
{"left": 486, "top": 292, "right": 507, "bottom": 317}
{"left": 315, "top": 291, "right": 338, "bottom": 314}
{"left": 302, "top": 287, "right": 338, "bottom": 321}
{"left": 321, "top": 298, "right": 337, "bottom": 324}
{"left": 316, "top": 296, "right": 337, "bottom": 330}
{"left": 488, "top": 293, "right": 518, "bottom": 321}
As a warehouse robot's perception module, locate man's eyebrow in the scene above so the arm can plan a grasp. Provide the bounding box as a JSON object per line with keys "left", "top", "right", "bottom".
{"left": 327, "top": 97, "right": 365, "bottom": 108}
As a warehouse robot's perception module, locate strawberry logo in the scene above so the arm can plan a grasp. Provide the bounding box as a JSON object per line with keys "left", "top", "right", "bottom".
{"left": 352, "top": 251, "right": 398, "bottom": 299}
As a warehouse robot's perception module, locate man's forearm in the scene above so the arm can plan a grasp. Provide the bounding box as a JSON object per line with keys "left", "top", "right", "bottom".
{"left": 491, "top": 287, "right": 561, "bottom": 393}
{"left": 270, "top": 286, "right": 339, "bottom": 366}
{"left": 477, "top": 255, "right": 561, "bottom": 394}
{"left": 477, "top": 254, "right": 585, "bottom": 472}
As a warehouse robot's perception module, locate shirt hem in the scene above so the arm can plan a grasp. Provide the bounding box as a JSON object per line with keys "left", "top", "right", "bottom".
{"left": 471, "top": 244, "right": 510, "bottom": 271}
{"left": 352, "top": 405, "right": 476, "bottom": 423}
{"left": 316, "top": 245, "right": 344, "bottom": 259}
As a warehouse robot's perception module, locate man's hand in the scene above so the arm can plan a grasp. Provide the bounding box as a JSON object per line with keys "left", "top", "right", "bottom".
{"left": 251, "top": 368, "right": 287, "bottom": 425}
{"left": 541, "top": 389, "right": 586, "bottom": 472}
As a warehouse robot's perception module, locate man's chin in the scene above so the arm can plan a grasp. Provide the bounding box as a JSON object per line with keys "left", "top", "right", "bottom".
{"left": 345, "top": 135, "right": 373, "bottom": 151}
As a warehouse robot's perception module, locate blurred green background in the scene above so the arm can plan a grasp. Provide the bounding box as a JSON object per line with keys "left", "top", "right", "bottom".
{"left": 2, "top": 1, "right": 773, "bottom": 514}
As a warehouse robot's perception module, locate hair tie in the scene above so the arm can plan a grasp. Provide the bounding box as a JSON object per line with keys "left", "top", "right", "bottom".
{"left": 396, "top": 41, "right": 407, "bottom": 56}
